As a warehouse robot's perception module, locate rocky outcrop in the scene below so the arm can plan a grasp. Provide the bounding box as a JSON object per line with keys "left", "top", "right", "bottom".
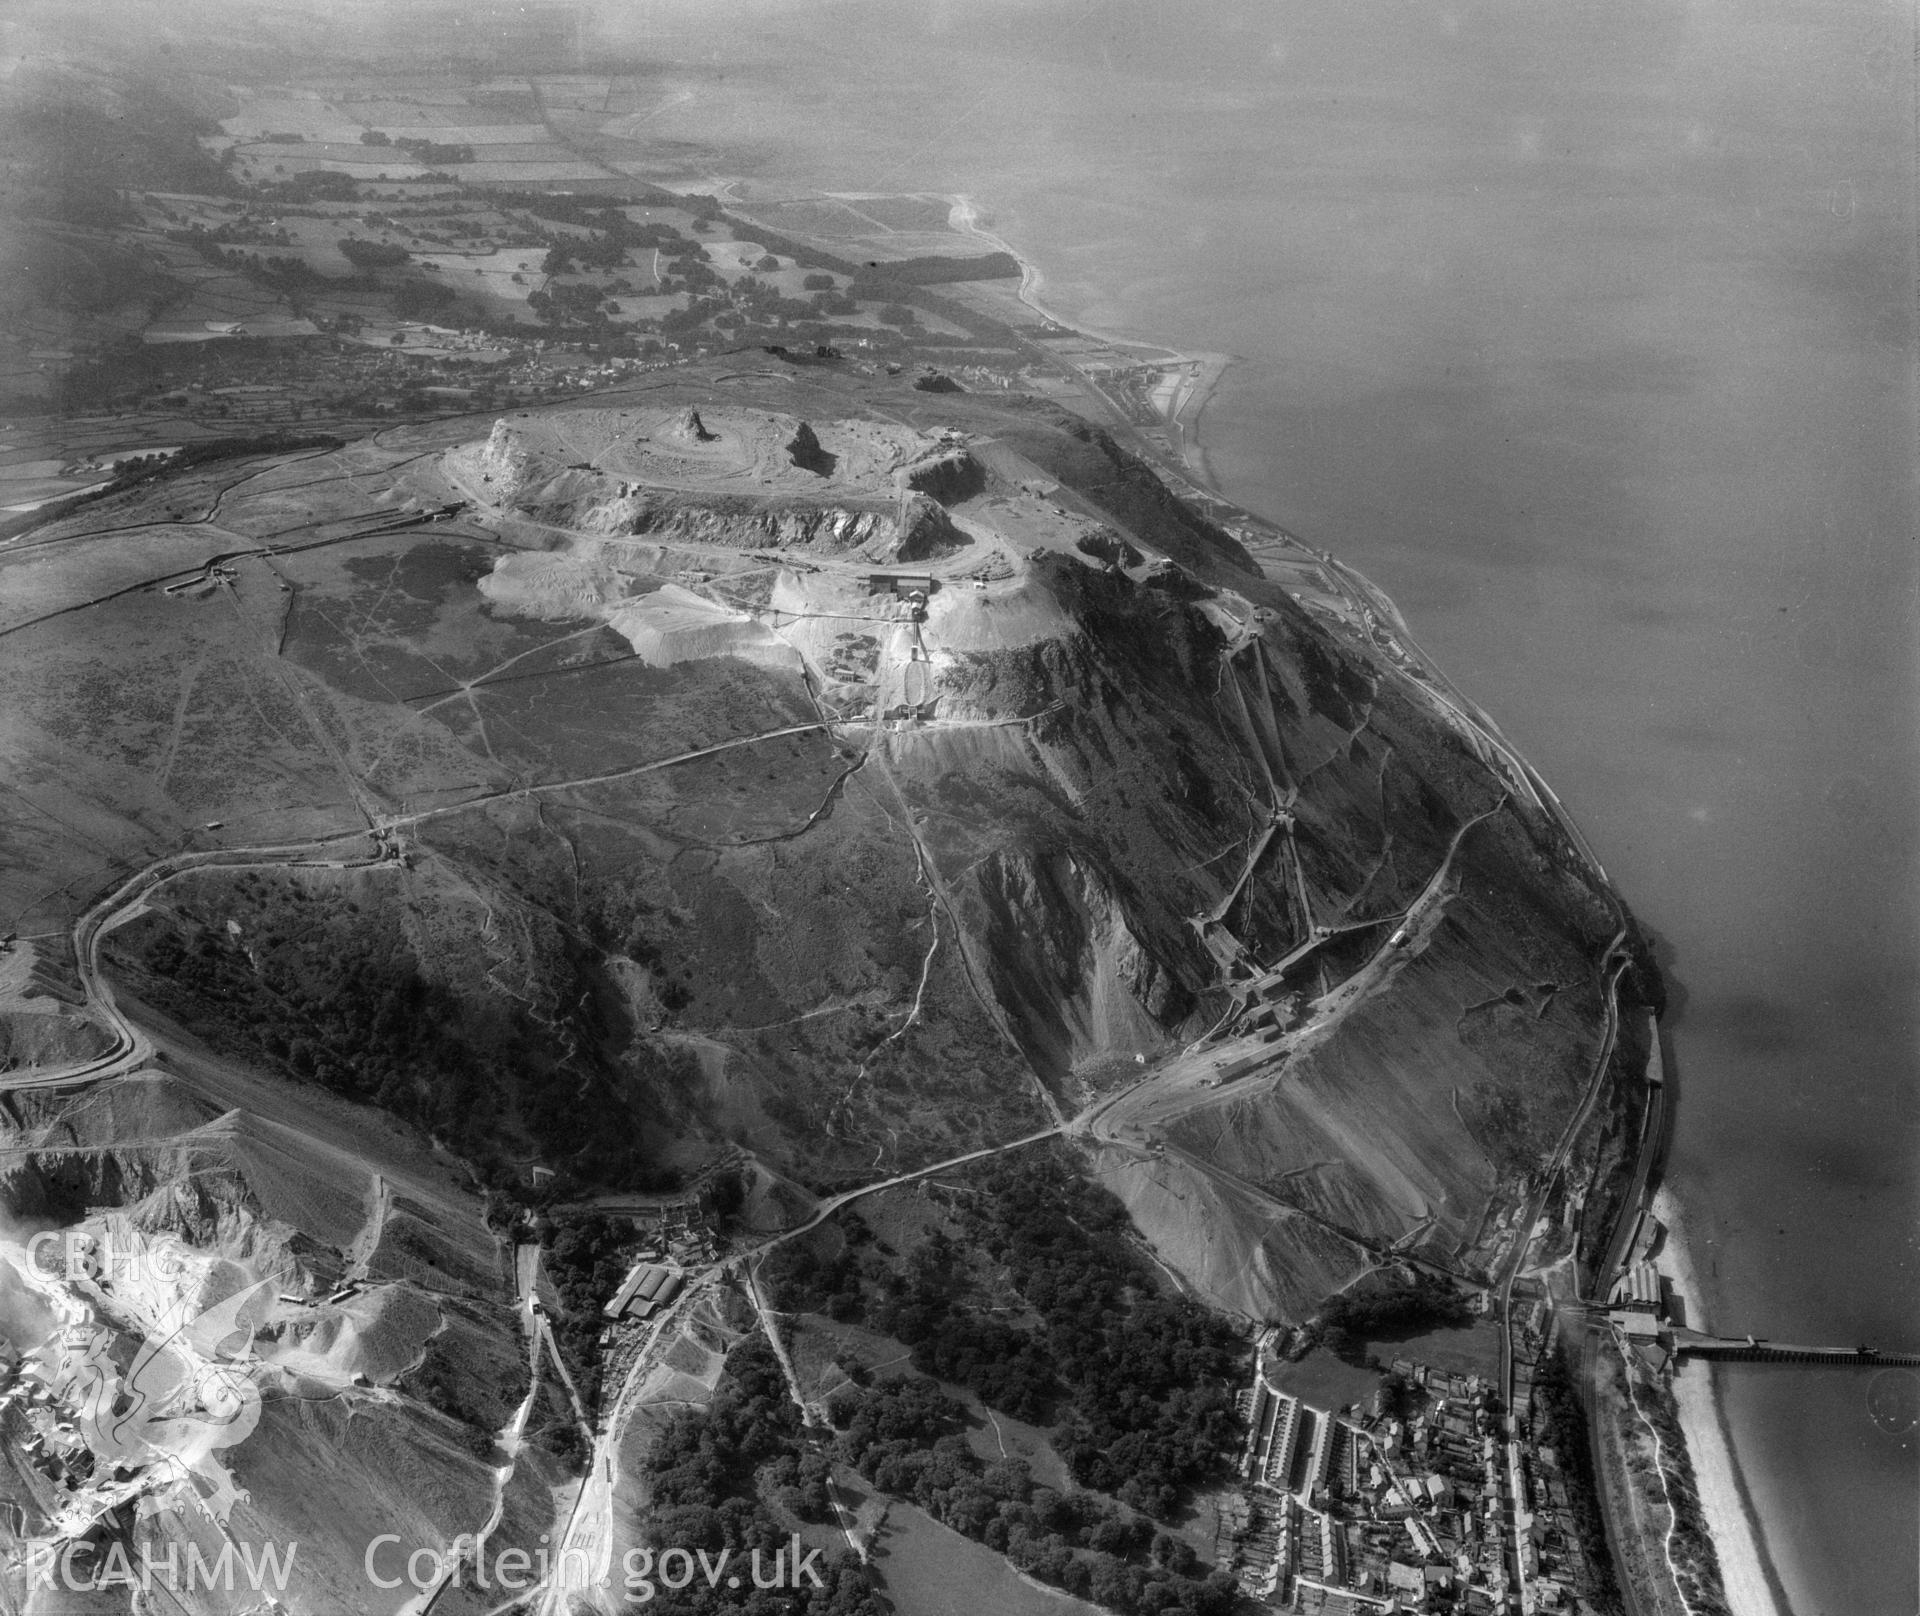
{"left": 1075, "top": 527, "right": 1144, "bottom": 570}
{"left": 474, "top": 418, "right": 539, "bottom": 498}
{"left": 959, "top": 849, "right": 1174, "bottom": 1087}
{"left": 889, "top": 494, "right": 972, "bottom": 562}
{"left": 673, "top": 405, "right": 717, "bottom": 444}
{"left": 899, "top": 445, "right": 985, "bottom": 504}
{"left": 583, "top": 494, "right": 899, "bottom": 552}
{"left": 786, "top": 420, "right": 836, "bottom": 476}
{"left": 0, "top": 1009, "right": 110, "bottom": 1070}
{"left": 23, "top": 387, "right": 1633, "bottom": 1340}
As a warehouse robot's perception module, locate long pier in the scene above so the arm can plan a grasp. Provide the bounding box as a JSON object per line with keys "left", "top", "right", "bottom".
{"left": 1671, "top": 1330, "right": 1920, "bottom": 1368}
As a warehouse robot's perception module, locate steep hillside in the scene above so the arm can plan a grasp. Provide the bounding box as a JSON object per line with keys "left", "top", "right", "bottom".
{"left": 0, "top": 1046, "right": 568, "bottom": 1615}
{"left": 0, "top": 369, "right": 1644, "bottom": 1266}
{"left": 0, "top": 365, "right": 1655, "bottom": 1612}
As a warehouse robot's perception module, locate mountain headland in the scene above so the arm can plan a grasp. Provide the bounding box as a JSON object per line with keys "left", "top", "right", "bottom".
{"left": 0, "top": 14, "right": 1734, "bottom": 1612}
{"left": 0, "top": 357, "right": 1667, "bottom": 1613}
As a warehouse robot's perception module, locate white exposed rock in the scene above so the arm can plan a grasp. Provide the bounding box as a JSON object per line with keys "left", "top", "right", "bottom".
{"left": 605, "top": 585, "right": 803, "bottom": 672}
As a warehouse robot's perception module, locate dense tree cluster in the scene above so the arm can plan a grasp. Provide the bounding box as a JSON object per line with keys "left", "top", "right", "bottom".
{"left": 255, "top": 168, "right": 362, "bottom": 202}
{"left": 541, "top": 1212, "right": 634, "bottom": 1404}
{"left": 100, "top": 878, "right": 692, "bottom": 1195}
{"left": 114, "top": 900, "right": 502, "bottom": 1133}
{"left": 499, "top": 192, "right": 711, "bottom": 235}
{"left": 394, "top": 136, "right": 476, "bottom": 166}
{"left": 846, "top": 251, "right": 1021, "bottom": 288}
{"left": 4, "top": 77, "right": 237, "bottom": 212}
{"left": 393, "top": 279, "right": 457, "bottom": 320}
{"left": 338, "top": 237, "right": 411, "bottom": 269}
{"left": 869, "top": 1230, "right": 1055, "bottom": 1419}
{"left": 1532, "top": 1347, "right": 1623, "bottom": 1613}
{"left": 867, "top": 1152, "right": 1246, "bottom": 1519}
{"left": 640, "top": 1339, "right": 880, "bottom": 1615}
{"left": 830, "top": 1376, "right": 1236, "bottom": 1616}
{"left": 527, "top": 280, "right": 618, "bottom": 327}
{"left": 165, "top": 226, "right": 469, "bottom": 326}
{"left": 725, "top": 275, "right": 819, "bottom": 326}
{"left": 1314, "top": 1269, "right": 1475, "bottom": 1365}
{"left": 760, "top": 1238, "right": 864, "bottom": 1323}
{"left": 104, "top": 432, "right": 342, "bottom": 490}
{"left": 540, "top": 233, "right": 640, "bottom": 275}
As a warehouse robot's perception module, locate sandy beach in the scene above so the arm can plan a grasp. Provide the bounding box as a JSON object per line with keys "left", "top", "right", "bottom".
{"left": 946, "top": 193, "right": 1104, "bottom": 338}
{"left": 945, "top": 194, "right": 1233, "bottom": 482}
{"left": 941, "top": 188, "right": 1805, "bottom": 1616}
{"left": 1651, "top": 1187, "right": 1791, "bottom": 1616}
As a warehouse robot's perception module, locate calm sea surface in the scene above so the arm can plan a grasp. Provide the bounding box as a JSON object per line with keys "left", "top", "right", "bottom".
{"left": 631, "top": 1, "right": 1920, "bottom": 1605}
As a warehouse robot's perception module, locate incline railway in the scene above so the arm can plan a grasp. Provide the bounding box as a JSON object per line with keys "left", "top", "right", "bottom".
{"left": 4, "top": 369, "right": 1674, "bottom": 1613}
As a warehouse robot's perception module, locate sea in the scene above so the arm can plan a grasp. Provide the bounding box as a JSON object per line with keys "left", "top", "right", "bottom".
{"left": 621, "top": 1, "right": 1919, "bottom": 1607}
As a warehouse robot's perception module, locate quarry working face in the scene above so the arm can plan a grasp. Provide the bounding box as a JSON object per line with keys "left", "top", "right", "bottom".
{"left": 13, "top": 1226, "right": 269, "bottom": 1526}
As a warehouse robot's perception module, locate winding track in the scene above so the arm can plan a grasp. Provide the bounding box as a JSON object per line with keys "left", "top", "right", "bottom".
{"left": 5, "top": 377, "right": 1659, "bottom": 1610}
{"left": 1076, "top": 791, "right": 1510, "bottom": 1154}
{"left": 0, "top": 712, "right": 859, "bottom": 1100}
{"left": 3, "top": 836, "right": 386, "bottom": 1094}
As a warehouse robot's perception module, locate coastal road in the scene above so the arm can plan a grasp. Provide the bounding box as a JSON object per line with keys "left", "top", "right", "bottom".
{"left": 1476, "top": 921, "right": 1629, "bottom": 1611}
{"left": 1578, "top": 1025, "right": 1666, "bottom": 1616}
{"left": 1595, "top": 1022, "right": 1669, "bottom": 1300}
{"left": 1497, "top": 930, "right": 1632, "bottom": 1416}
{"left": 1487, "top": 929, "right": 1627, "bottom": 1609}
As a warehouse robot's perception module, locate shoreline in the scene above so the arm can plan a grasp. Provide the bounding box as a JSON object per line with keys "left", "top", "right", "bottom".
{"left": 941, "top": 190, "right": 1782, "bottom": 1616}
{"left": 945, "top": 194, "right": 1236, "bottom": 489}
{"left": 1651, "top": 1186, "right": 1793, "bottom": 1616}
